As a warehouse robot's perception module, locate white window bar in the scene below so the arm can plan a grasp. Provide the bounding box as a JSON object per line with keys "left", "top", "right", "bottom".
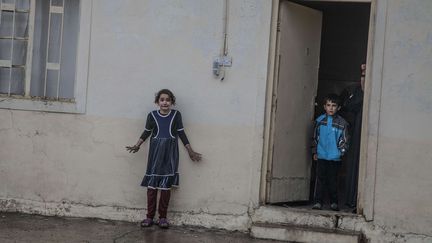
{"left": 8, "top": 0, "right": 17, "bottom": 96}
{"left": 42, "top": 0, "right": 52, "bottom": 97}
{"left": 46, "top": 62, "right": 60, "bottom": 70}
{"left": 24, "top": 0, "right": 35, "bottom": 96}
{"left": 50, "top": 5, "right": 63, "bottom": 13}
{"left": 43, "top": 0, "right": 64, "bottom": 99}
{"left": 0, "top": 0, "right": 31, "bottom": 96}
{"left": 1, "top": 3, "right": 29, "bottom": 13}
{"left": 1, "top": 3, "right": 15, "bottom": 11}
{"left": 56, "top": 0, "right": 65, "bottom": 99}
{"left": 0, "top": 60, "right": 12, "bottom": 67}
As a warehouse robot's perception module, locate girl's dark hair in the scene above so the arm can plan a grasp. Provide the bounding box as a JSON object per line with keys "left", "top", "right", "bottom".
{"left": 154, "top": 89, "right": 176, "bottom": 105}
{"left": 323, "top": 93, "right": 341, "bottom": 106}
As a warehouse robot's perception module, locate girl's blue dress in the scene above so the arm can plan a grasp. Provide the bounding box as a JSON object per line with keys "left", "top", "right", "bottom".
{"left": 140, "top": 110, "right": 188, "bottom": 190}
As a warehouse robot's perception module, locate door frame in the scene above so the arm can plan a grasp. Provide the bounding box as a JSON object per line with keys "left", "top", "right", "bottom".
{"left": 260, "top": 0, "right": 388, "bottom": 221}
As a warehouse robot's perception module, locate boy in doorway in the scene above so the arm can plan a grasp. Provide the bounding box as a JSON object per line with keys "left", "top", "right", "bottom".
{"left": 311, "top": 94, "right": 349, "bottom": 211}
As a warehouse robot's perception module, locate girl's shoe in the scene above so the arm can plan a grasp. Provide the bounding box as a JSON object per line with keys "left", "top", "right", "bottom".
{"left": 158, "top": 218, "right": 169, "bottom": 229}
{"left": 140, "top": 218, "right": 154, "bottom": 227}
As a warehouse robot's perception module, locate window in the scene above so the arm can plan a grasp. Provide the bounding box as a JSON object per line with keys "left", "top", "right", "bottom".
{"left": 0, "top": 0, "right": 90, "bottom": 113}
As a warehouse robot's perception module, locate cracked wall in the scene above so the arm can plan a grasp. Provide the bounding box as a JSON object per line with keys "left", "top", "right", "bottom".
{"left": 0, "top": 0, "right": 272, "bottom": 231}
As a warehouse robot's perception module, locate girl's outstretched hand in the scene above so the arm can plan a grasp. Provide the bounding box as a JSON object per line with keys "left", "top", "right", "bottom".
{"left": 126, "top": 145, "right": 140, "bottom": 153}
{"left": 185, "top": 144, "right": 202, "bottom": 162}
{"left": 189, "top": 150, "right": 202, "bottom": 162}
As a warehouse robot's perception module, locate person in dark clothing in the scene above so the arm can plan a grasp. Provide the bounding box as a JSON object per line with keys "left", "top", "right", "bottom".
{"left": 340, "top": 64, "right": 366, "bottom": 210}
{"left": 311, "top": 94, "right": 350, "bottom": 211}
{"left": 126, "top": 89, "right": 202, "bottom": 229}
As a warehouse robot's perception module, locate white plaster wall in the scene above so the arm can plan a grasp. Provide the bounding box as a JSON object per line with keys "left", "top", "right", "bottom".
{"left": 373, "top": 0, "right": 432, "bottom": 236}
{"left": 0, "top": 0, "right": 272, "bottom": 230}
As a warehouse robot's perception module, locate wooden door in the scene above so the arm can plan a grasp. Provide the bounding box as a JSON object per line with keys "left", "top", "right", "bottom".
{"left": 268, "top": 1, "right": 322, "bottom": 203}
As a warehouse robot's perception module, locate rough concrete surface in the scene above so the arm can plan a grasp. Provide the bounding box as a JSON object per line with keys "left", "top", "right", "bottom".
{"left": 0, "top": 212, "right": 283, "bottom": 243}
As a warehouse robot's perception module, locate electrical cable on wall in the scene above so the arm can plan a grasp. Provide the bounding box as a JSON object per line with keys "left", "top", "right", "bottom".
{"left": 213, "top": 0, "right": 232, "bottom": 81}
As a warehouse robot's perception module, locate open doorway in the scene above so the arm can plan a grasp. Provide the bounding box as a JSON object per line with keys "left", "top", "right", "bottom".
{"left": 265, "top": 0, "right": 370, "bottom": 213}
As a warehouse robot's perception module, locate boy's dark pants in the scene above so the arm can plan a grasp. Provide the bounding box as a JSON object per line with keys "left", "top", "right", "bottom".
{"left": 147, "top": 188, "right": 171, "bottom": 219}
{"left": 314, "top": 159, "right": 340, "bottom": 204}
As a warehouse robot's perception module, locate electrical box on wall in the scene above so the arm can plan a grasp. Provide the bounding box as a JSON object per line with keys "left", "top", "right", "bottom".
{"left": 213, "top": 56, "right": 232, "bottom": 78}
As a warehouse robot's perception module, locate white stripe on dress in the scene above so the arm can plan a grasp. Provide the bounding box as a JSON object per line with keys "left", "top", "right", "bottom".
{"left": 150, "top": 111, "right": 160, "bottom": 138}
{"left": 168, "top": 110, "right": 177, "bottom": 138}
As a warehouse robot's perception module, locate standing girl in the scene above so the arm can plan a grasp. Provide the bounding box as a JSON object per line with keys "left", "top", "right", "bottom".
{"left": 126, "top": 89, "right": 202, "bottom": 228}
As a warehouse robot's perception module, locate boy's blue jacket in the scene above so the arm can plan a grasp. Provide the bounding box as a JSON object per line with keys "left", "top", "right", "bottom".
{"left": 312, "top": 114, "right": 349, "bottom": 161}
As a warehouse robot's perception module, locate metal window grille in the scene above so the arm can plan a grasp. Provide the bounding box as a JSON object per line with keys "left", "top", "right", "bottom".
{"left": 0, "top": 0, "right": 30, "bottom": 96}
{"left": 0, "top": 0, "right": 79, "bottom": 101}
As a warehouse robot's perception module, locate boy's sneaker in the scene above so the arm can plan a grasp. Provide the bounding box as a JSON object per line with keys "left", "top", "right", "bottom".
{"left": 140, "top": 218, "right": 153, "bottom": 227}
{"left": 312, "top": 202, "right": 322, "bottom": 210}
{"left": 330, "top": 203, "right": 339, "bottom": 211}
{"left": 158, "top": 218, "right": 169, "bottom": 229}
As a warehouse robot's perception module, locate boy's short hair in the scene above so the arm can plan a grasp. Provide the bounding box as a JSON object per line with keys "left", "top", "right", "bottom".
{"left": 323, "top": 93, "right": 341, "bottom": 106}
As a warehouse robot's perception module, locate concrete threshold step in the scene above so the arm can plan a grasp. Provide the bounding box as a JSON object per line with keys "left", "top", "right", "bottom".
{"left": 251, "top": 222, "right": 362, "bottom": 243}
{"left": 251, "top": 205, "right": 364, "bottom": 229}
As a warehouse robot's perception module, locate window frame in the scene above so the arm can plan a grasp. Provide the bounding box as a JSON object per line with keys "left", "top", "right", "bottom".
{"left": 0, "top": 0, "right": 91, "bottom": 114}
